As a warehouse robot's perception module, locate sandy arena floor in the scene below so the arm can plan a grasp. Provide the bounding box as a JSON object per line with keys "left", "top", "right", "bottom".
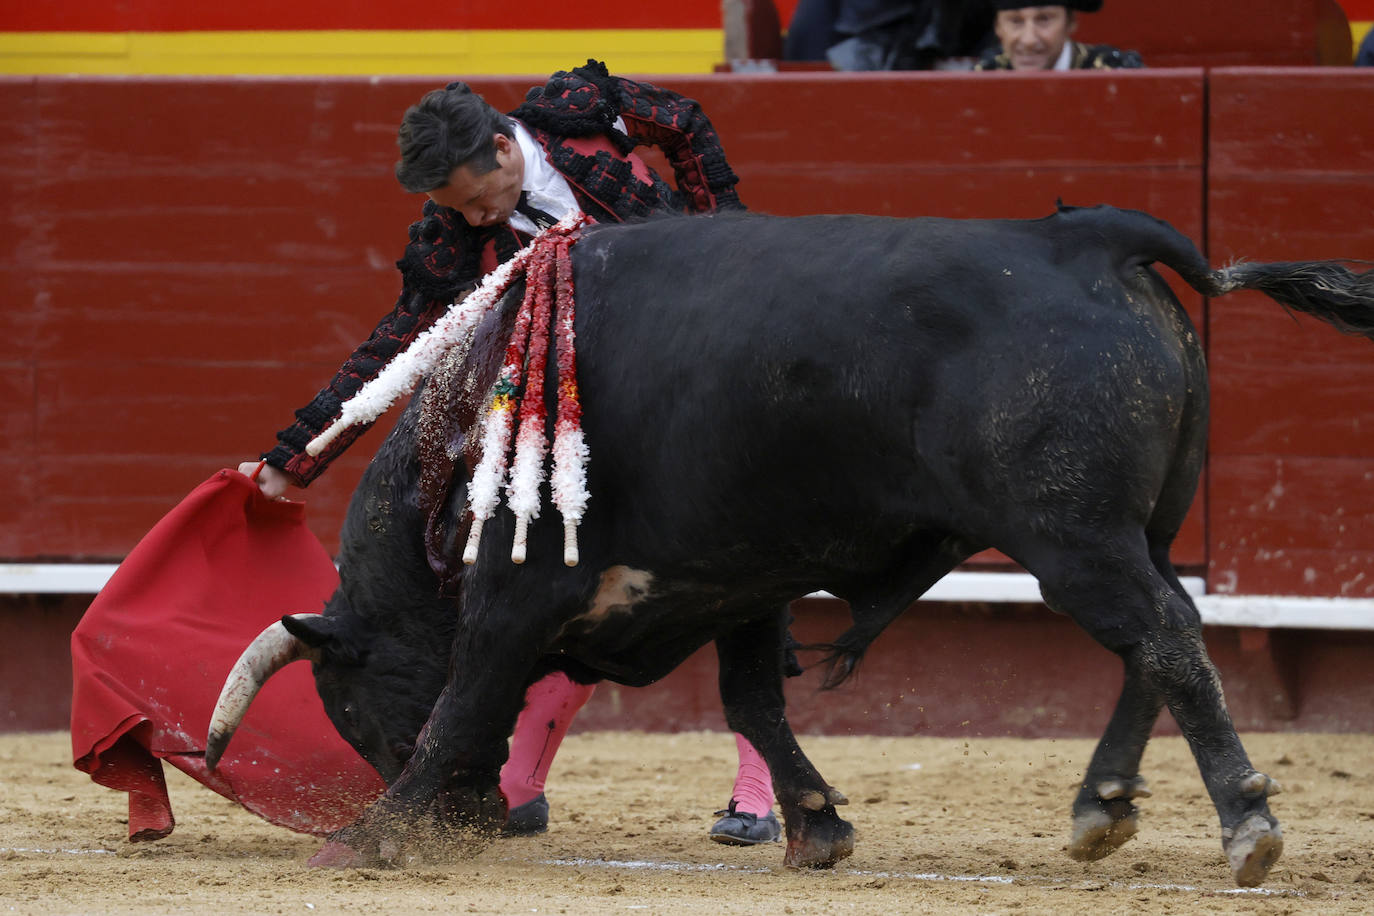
{"left": 3, "top": 729, "right": 1374, "bottom": 914}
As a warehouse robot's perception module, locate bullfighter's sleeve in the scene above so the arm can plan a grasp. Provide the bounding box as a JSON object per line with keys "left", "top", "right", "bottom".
{"left": 612, "top": 78, "right": 744, "bottom": 214}
{"left": 261, "top": 286, "right": 447, "bottom": 486}
{"left": 513, "top": 61, "right": 743, "bottom": 214}
{"left": 261, "top": 204, "right": 478, "bottom": 486}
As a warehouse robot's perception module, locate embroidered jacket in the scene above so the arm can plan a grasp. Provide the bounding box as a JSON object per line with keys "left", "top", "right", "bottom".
{"left": 264, "top": 61, "right": 743, "bottom": 485}
{"left": 975, "top": 41, "right": 1144, "bottom": 70}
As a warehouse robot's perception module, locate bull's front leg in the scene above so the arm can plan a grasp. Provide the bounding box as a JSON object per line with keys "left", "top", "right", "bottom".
{"left": 716, "top": 610, "right": 854, "bottom": 869}
{"left": 312, "top": 627, "right": 530, "bottom": 868}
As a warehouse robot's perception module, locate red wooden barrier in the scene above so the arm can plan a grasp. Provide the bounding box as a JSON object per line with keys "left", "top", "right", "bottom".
{"left": 1074, "top": 0, "right": 1353, "bottom": 67}
{"left": 0, "top": 71, "right": 1206, "bottom": 564}
{"left": 1206, "top": 68, "right": 1374, "bottom": 597}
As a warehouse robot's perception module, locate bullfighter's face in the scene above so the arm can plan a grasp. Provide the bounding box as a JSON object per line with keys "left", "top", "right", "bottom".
{"left": 994, "top": 6, "right": 1076, "bottom": 70}
{"left": 426, "top": 132, "right": 526, "bottom": 229}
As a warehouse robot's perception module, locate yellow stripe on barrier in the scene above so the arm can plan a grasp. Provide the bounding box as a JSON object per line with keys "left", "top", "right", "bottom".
{"left": 1353, "top": 20, "right": 1372, "bottom": 56}
{"left": 0, "top": 29, "right": 726, "bottom": 75}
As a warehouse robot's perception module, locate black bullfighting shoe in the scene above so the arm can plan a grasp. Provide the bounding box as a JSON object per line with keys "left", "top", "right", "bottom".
{"left": 708, "top": 800, "right": 781, "bottom": 845}
{"left": 503, "top": 793, "right": 550, "bottom": 836}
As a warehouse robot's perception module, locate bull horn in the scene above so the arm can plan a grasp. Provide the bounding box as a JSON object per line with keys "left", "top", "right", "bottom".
{"left": 205, "top": 614, "right": 320, "bottom": 771}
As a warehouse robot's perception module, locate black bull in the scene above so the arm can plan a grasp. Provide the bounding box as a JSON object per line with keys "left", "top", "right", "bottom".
{"left": 207, "top": 206, "right": 1374, "bottom": 886}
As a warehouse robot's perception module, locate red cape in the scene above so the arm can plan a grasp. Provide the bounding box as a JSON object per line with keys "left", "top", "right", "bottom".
{"left": 70, "top": 469, "right": 384, "bottom": 841}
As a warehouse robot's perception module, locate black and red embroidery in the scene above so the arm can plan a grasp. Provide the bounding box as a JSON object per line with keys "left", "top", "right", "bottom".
{"left": 266, "top": 61, "right": 743, "bottom": 485}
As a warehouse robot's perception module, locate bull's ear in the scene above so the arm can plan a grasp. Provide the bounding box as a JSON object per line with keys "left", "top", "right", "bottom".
{"left": 280, "top": 614, "right": 338, "bottom": 649}
{"left": 280, "top": 613, "right": 367, "bottom": 665}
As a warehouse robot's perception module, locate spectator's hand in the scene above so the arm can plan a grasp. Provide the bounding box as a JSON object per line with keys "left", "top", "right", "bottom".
{"left": 238, "top": 461, "right": 291, "bottom": 499}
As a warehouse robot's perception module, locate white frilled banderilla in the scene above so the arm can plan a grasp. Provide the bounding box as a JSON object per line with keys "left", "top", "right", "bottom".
{"left": 305, "top": 214, "right": 592, "bottom": 566}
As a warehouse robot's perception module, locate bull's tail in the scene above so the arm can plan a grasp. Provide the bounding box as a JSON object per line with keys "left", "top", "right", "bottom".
{"left": 1070, "top": 204, "right": 1374, "bottom": 340}
{"left": 1201, "top": 260, "right": 1374, "bottom": 338}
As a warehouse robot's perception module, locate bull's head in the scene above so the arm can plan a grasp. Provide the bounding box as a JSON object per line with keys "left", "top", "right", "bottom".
{"left": 207, "top": 386, "right": 469, "bottom": 785}
{"left": 206, "top": 607, "right": 448, "bottom": 784}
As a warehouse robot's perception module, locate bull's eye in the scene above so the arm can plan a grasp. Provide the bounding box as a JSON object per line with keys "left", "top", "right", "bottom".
{"left": 341, "top": 702, "right": 361, "bottom": 728}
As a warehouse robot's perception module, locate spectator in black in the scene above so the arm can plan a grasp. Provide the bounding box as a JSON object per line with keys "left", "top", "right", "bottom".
{"left": 975, "top": 1, "right": 1142, "bottom": 70}
{"left": 783, "top": 0, "right": 998, "bottom": 70}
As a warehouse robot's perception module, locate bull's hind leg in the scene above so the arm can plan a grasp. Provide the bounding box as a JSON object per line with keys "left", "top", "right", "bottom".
{"left": 1063, "top": 653, "right": 1162, "bottom": 862}
{"left": 715, "top": 612, "right": 854, "bottom": 868}
{"left": 1035, "top": 541, "right": 1282, "bottom": 887}
{"left": 1050, "top": 549, "right": 1172, "bottom": 863}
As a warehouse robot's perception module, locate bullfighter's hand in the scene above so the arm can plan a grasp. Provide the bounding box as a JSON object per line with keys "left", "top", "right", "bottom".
{"left": 238, "top": 461, "right": 291, "bottom": 499}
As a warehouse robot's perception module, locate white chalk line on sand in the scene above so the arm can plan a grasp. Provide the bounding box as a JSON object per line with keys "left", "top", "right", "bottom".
{"left": 536, "top": 856, "right": 1307, "bottom": 897}
{"left": 0, "top": 846, "right": 1304, "bottom": 898}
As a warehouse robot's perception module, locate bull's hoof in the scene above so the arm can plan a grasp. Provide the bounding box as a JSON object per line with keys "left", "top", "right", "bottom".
{"left": 306, "top": 810, "right": 415, "bottom": 869}
{"left": 1068, "top": 802, "right": 1138, "bottom": 862}
{"left": 1223, "top": 814, "right": 1283, "bottom": 888}
{"left": 433, "top": 783, "right": 507, "bottom": 833}
{"left": 308, "top": 840, "right": 377, "bottom": 869}
{"left": 782, "top": 808, "right": 855, "bottom": 869}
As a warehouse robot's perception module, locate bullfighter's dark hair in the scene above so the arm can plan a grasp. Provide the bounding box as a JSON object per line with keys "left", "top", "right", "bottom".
{"left": 394, "top": 83, "right": 515, "bottom": 194}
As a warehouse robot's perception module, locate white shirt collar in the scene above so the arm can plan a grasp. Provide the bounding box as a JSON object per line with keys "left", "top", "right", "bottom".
{"left": 1052, "top": 41, "right": 1075, "bottom": 71}
{"left": 508, "top": 119, "right": 580, "bottom": 235}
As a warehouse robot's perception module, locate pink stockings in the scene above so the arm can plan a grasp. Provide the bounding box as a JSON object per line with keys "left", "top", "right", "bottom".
{"left": 726, "top": 732, "right": 774, "bottom": 816}
{"left": 498, "top": 671, "right": 775, "bottom": 816}
{"left": 500, "top": 671, "right": 596, "bottom": 809}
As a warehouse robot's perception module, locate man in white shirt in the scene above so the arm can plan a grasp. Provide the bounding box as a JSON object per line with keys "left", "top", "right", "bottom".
{"left": 976, "top": 1, "right": 1143, "bottom": 70}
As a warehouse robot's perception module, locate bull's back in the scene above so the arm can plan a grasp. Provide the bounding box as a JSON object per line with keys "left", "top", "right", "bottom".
{"left": 568, "top": 211, "right": 1200, "bottom": 563}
